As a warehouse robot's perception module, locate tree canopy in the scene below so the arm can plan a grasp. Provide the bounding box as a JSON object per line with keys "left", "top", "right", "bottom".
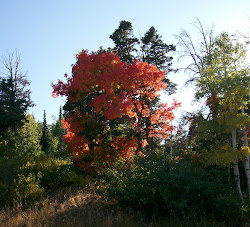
{"left": 52, "top": 50, "right": 180, "bottom": 170}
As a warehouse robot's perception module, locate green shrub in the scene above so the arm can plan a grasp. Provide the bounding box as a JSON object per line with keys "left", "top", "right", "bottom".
{"left": 0, "top": 152, "right": 89, "bottom": 206}
{"left": 14, "top": 173, "right": 44, "bottom": 204}
{"left": 104, "top": 151, "right": 241, "bottom": 222}
{"left": 35, "top": 154, "right": 89, "bottom": 189}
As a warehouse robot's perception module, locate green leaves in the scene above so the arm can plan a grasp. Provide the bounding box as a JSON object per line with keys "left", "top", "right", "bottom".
{"left": 197, "top": 33, "right": 249, "bottom": 103}
{"left": 104, "top": 152, "right": 240, "bottom": 220}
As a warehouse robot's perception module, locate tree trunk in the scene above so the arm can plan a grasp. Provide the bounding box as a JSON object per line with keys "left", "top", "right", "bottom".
{"left": 241, "top": 103, "right": 250, "bottom": 196}
{"left": 232, "top": 127, "right": 244, "bottom": 203}
{"left": 243, "top": 126, "right": 250, "bottom": 197}
{"left": 145, "top": 117, "right": 153, "bottom": 152}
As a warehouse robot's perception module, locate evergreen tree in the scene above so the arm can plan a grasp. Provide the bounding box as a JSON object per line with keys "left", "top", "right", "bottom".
{"left": 110, "top": 21, "right": 176, "bottom": 94}
{"left": 141, "top": 26, "right": 175, "bottom": 71}
{"left": 141, "top": 26, "right": 177, "bottom": 94}
{"left": 40, "top": 110, "right": 51, "bottom": 153}
{"left": 0, "top": 50, "right": 33, "bottom": 138}
{"left": 0, "top": 77, "right": 30, "bottom": 179}
{"left": 109, "top": 20, "right": 139, "bottom": 63}
{"left": 51, "top": 106, "right": 65, "bottom": 154}
{"left": 0, "top": 77, "right": 27, "bottom": 137}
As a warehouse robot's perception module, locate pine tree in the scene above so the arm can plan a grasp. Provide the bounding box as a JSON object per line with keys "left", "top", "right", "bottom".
{"left": 110, "top": 20, "right": 139, "bottom": 64}
{"left": 141, "top": 26, "right": 177, "bottom": 94}
{"left": 141, "top": 26, "right": 175, "bottom": 71}
{"left": 0, "top": 50, "right": 33, "bottom": 138}
{"left": 51, "top": 106, "right": 65, "bottom": 154}
{"left": 40, "top": 110, "right": 51, "bottom": 153}
{"left": 0, "top": 77, "right": 27, "bottom": 137}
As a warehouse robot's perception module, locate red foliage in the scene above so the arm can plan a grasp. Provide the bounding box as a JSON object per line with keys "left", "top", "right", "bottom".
{"left": 52, "top": 50, "right": 180, "bottom": 170}
{"left": 206, "top": 95, "right": 220, "bottom": 111}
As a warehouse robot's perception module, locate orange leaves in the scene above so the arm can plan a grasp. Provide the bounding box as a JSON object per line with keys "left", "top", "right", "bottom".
{"left": 52, "top": 50, "right": 180, "bottom": 171}
{"left": 149, "top": 100, "right": 181, "bottom": 139}
{"left": 141, "top": 139, "right": 149, "bottom": 148}
{"left": 126, "top": 61, "right": 167, "bottom": 105}
{"left": 111, "top": 136, "right": 138, "bottom": 158}
{"left": 63, "top": 117, "right": 90, "bottom": 155}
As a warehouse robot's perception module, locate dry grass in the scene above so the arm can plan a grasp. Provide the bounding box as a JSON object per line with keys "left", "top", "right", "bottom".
{"left": 0, "top": 186, "right": 156, "bottom": 227}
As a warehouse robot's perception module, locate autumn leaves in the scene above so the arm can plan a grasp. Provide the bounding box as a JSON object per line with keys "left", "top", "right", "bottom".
{"left": 52, "top": 51, "right": 180, "bottom": 170}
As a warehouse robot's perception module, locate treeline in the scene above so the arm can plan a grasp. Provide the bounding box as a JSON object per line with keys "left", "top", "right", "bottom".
{"left": 0, "top": 19, "right": 250, "bottom": 224}
{"left": 0, "top": 51, "right": 88, "bottom": 206}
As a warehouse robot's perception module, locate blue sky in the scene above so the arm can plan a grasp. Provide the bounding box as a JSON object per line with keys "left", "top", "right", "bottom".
{"left": 0, "top": 0, "right": 249, "bottom": 123}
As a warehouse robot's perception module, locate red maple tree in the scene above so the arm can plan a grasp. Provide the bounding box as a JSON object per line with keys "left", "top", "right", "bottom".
{"left": 52, "top": 50, "right": 180, "bottom": 171}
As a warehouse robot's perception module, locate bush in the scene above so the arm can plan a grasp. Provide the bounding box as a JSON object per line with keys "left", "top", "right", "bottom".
{"left": 14, "top": 173, "right": 45, "bottom": 204}
{"left": 104, "top": 151, "right": 241, "bottom": 222}
{"left": 0, "top": 152, "right": 89, "bottom": 207}
{"left": 35, "top": 154, "right": 89, "bottom": 189}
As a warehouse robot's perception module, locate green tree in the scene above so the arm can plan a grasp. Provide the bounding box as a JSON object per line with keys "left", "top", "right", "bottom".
{"left": 176, "top": 20, "right": 250, "bottom": 201}
{"left": 141, "top": 26, "right": 175, "bottom": 70}
{"left": 51, "top": 106, "right": 65, "bottom": 154}
{"left": 0, "top": 77, "right": 26, "bottom": 137}
{"left": 0, "top": 50, "right": 33, "bottom": 138}
{"left": 141, "top": 26, "right": 177, "bottom": 94}
{"left": 200, "top": 33, "right": 250, "bottom": 200}
{"left": 109, "top": 20, "right": 139, "bottom": 63}
{"left": 15, "top": 114, "right": 41, "bottom": 157}
{"left": 40, "top": 110, "right": 51, "bottom": 153}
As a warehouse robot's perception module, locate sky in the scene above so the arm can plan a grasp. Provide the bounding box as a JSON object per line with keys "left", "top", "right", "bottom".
{"left": 0, "top": 0, "right": 249, "bottom": 124}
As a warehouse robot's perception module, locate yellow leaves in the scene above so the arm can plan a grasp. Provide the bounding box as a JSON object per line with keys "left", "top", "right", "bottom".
{"left": 202, "top": 144, "right": 250, "bottom": 167}
{"left": 241, "top": 146, "right": 250, "bottom": 157}
{"left": 217, "top": 111, "right": 250, "bottom": 133}
{"left": 19, "top": 161, "right": 37, "bottom": 171}
{"left": 35, "top": 154, "right": 73, "bottom": 169}
{"left": 203, "top": 150, "right": 234, "bottom": 166}
{"left": 15, "top": 173, "right": 44, "bottom": 200}
{"left": 202, "top": 143, "right": 248, "bottom": 166}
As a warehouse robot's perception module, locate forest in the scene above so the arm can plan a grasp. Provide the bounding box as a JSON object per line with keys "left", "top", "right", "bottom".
{"left": 0, "top": 19, "right": 250, "bottom": 226}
